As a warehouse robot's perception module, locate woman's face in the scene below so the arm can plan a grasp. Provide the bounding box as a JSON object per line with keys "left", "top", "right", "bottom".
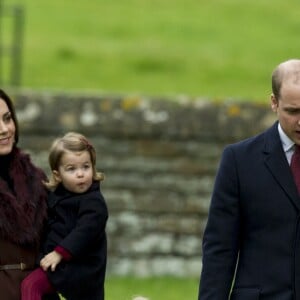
{"left": 0, "top": 98, "right": 16, "bottom": 156}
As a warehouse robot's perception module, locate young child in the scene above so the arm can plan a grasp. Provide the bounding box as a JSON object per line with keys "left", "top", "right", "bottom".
{"left": 21, "top": 132, "right": 108, "bottom": 300}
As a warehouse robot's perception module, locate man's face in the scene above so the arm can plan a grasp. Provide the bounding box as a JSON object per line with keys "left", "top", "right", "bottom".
{"left": 272, "top": 82, "right": 300, "bottom": 145}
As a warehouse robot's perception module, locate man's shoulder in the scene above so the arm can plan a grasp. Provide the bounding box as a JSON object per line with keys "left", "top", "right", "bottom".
{"left": 225, "top": 122, "right": 278, "bottom": 153}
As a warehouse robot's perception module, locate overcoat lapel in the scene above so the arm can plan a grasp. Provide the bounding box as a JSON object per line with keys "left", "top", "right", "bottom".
{"left": 264, "top": 122, "right": 300, "bottom": 211}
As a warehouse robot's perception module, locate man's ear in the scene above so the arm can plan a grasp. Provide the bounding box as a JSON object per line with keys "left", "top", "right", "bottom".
{"left": 53, "top": 170, "right": 61, "bottom": 183}
{"left": 271, "top": 94, "right": 278, "bottom": 112}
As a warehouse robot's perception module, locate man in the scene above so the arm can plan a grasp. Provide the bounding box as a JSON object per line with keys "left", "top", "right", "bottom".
{"left": 198, "top": 59, "right": 300, "bottom": 299}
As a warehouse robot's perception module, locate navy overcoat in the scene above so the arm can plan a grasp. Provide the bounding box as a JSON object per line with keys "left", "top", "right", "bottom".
{"left": 199, "top": 121, "right": 300, "bottom": 299}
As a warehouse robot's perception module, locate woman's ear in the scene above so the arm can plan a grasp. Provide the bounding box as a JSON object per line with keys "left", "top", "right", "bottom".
{"left": 271, "top": 94, "right": 278, "bottom": 112}
{"left": 53, "top": 170, "right": 61, "bottom": 183}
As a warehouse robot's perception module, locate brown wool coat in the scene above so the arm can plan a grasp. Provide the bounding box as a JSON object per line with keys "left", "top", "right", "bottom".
{"left": 0, "top": 239, "right": 38, "bottom": 300}
{"left": 0, "top": 147, "right": 48, "bottom": 299}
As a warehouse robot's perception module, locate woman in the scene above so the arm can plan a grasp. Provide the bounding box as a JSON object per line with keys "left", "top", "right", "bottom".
{"left": 22, "top": 132, "right": 108, "bottom": 300}
{"left": 0, "top": 89, "right": 59, "bottom": 300}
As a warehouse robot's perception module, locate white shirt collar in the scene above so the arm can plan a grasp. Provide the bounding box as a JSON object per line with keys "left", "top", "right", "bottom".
{"left": 278, "top": 122, "right": 294, "bottom": 153}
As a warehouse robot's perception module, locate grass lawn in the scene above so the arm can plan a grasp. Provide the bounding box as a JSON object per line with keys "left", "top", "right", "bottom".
{"left": 105, "top": 276, "right": 199, "bottom": 300}
{"left": 59, "top": 276, "right": 199, "bottom": 300}
{"left": 2, "top": 0, "right": 300, "bottom": 101}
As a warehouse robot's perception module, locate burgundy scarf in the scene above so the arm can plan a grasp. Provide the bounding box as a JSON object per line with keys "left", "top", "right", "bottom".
{"left": 0, "top": 147, "right": 47, "bottom": 245}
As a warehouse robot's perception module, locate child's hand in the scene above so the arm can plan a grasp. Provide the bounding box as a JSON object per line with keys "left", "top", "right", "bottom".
{"left": 40, "top": 251, "right": 63, "bottom": 272}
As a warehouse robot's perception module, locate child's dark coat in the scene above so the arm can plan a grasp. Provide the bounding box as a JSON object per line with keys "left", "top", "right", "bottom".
{"left": 41, "top": 181, "right": 108, "bottom": 300}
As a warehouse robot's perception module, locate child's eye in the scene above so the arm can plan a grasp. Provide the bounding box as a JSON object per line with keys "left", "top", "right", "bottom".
{"left": 66, "top": 167, "right": 75, "bottom": 172}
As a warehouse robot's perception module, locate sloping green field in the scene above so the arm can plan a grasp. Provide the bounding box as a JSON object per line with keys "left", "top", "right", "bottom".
{"left": 4, "top": 1, "right": 293, "bottom": 299}
{"left": 1, "top": 0, "right": 299, "bottom": 101}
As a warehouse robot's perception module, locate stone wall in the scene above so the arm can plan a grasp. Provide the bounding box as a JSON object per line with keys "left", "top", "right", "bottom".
{"left": 9, "top": 90, "right": 276, "bottom": 277}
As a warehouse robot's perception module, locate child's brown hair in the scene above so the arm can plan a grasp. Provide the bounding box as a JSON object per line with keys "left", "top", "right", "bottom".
{"left": 44, "top": 132, "right": 104, "bottom": 190}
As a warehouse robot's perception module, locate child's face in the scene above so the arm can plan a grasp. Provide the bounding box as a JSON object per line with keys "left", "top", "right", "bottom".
{"left": 53, "top": 150, "right": 93, "bottom": 193}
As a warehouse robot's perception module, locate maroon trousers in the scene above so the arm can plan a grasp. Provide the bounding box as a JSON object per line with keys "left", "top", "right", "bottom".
{"left": 21, "top": 268, "right": 55, "bottom": 300}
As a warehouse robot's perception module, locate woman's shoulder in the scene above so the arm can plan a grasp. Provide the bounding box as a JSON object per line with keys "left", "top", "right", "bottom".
{"left": 13, "top": 147, "right": 47, "bottom": 179}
